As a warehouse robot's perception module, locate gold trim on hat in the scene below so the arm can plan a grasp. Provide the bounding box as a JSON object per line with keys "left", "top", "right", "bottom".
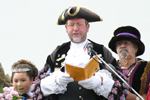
{"left": 67, "top": 6, "right": 80, "bottom": 16}
{"left": 61, "top": 8, "right": 67, "bottom": 21}
{"left": 99, "top": 15, "right": 103, "bottom": 21}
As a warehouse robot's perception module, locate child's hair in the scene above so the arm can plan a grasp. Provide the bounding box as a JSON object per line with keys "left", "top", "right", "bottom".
{"left": 11, "top": 59, "right": 38, "bottom": 82}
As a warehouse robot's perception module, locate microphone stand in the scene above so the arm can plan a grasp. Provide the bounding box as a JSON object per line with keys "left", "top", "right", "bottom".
{"left": 91, "top": 50, "right": 144, "bottom": 100}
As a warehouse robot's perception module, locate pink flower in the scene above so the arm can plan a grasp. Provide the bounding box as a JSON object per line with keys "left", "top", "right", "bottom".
{"left": 10, "top": 90, "right": 19, "bottom": 96}
{"left": 0, "top": 98, "right": 5, "bottom": 100}
{"left": 3, "top": 87, "right": 11, "bottom": 94}
{"left": 0, "top": 85, "right": 21, "bottom": 100}
{"left": 5, "top": 93, "right": 13, "bottom": 100}
{"left": 0, "top": 93, "right": 4, "bottom": 98}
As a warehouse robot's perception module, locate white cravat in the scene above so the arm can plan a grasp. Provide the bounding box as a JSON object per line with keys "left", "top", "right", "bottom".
{"left": 64, "top": 39, "right": 90, "bottom": 68}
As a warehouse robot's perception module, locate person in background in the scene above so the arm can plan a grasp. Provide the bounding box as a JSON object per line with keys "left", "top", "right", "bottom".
{"left": 0, "top": 63, "right": 12, "bottom": 87}
{"left": 146, "top": 83, "right": 150, "bottom": 100}
{"left": 108, "top": 25, "right": 150, "bottom": 100}
{"left": 32, "top": 6, "right": 128, "bottom": 100}
{"left": 11, "top": 59, "right": 38, "bottom": 100}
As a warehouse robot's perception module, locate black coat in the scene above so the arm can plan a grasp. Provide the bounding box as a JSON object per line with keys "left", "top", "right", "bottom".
{"left": 32, "top": 40, "right": 127, "bottom": 100}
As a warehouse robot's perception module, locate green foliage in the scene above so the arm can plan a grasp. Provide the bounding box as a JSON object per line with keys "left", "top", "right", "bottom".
{"left": 0, "top": 83, "right": 4, "bottom": 93}
{"left": 13, "top": 95, "right": 23, "bottom": 100}
{"left": 17, "top": 82, "right": 23, "bottom": 95}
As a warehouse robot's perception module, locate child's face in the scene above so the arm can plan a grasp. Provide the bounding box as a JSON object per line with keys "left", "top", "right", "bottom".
{"left": 13, "top": 72, "right": 33, "bottom": 94}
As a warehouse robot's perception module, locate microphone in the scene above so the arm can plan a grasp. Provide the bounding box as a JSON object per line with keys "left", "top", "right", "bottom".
{"left": 87, "top": 43, "right": 93, "bottom": 55}
{"left": 86, "top": 43, "right": 144, "bottom": 100}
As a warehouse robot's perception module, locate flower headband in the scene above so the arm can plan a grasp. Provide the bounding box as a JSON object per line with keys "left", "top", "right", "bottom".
{"left": 12, "top": 68, "right": 30, "bottom": 72}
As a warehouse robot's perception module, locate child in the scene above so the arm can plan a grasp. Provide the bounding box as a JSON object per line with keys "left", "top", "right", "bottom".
{"left": 11, "top": 59, "right": 38, "bottom": 99}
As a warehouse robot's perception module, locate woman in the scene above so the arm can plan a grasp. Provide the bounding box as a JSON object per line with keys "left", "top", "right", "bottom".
{"left": 11, "top": 59, "right": 38, "bottom": 100}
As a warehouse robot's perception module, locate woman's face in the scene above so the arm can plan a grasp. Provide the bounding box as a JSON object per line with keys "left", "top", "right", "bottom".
{"left": 13, "top": 72, "right": 33, "bottom": 94}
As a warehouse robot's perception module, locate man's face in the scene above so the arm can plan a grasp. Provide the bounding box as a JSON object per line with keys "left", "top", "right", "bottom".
{"left": 116, "top": 40, "right": 138, "bottom": 59}
{"left": 65, "top": 18, "right": 90, "bottom": 43}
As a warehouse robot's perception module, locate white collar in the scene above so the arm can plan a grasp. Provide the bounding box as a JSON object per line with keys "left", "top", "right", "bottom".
{"left": 70, "top": 39, "right": 88, "bottom": 50}
{"left": 65, "top": 39, "right": 90, "bottom": 68}
{"left": 26, "top": 84, "right": 34, "bottom": 96}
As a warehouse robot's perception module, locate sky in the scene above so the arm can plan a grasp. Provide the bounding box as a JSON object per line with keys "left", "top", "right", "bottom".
{"left": 0, "top": 0, "right": 150, "bottom": 76}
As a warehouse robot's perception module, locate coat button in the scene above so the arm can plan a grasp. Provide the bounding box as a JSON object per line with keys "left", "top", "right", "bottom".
{"left": 79, "top": 96, "right": 82, "bottom": 98}
{"left": 79, "top": 87, "right": 82, "bottom": 90}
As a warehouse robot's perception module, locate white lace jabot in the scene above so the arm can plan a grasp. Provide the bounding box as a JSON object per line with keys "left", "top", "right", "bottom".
{"left": 64, "top": 39, "right": 90, "bottom": 68}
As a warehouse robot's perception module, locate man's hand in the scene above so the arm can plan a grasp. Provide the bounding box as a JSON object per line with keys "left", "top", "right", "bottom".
{"left": 56, "top": 72, "right": 74, "bottom": 86}
{"left": 126, "top": 91, "right": 140, "bottom": 100}
{"left": 78, "top": 75, "right": 102, "bottom": 89}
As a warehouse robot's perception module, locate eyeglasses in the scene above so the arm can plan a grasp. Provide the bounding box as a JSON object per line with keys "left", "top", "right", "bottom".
{"left": 67, "top": 23, "right": 85, "bottom": 28}
{"left": 116, "top": 40, "right": 131, "bottom": 47}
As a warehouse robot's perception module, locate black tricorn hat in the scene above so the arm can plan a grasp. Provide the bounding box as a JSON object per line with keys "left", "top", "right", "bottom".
{"left": 57, "top": 6, "right": 103, "bottom": 25}
{"left": 108, "top": 26, "right": 145, "bottom": 56}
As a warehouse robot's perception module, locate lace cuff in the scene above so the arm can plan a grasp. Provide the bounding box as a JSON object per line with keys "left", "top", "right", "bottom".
{"left": 93, "top": 69, "right": 114, "bottom": 98}
{"left": 41, "top": 71, "right": 67, "bottom": 96}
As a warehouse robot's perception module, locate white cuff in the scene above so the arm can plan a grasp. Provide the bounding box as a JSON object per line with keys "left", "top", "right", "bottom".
{"left": 41, "top": 71, "right": 67, "bottom": 96}
{"left": 93, "top": 69, "right": 114, "bottom": 98}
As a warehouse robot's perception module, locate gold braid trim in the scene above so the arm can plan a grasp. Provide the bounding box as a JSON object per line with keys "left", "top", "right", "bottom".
{"left": 140, "top": 61, "right": 150, "bottom": 99}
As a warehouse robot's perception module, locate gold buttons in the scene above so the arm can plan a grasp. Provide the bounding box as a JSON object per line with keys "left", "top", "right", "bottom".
{"left": 79, "top": 96, "right": 82, "bottom": 98}
{"left": 79, "top": 87, "right": 82, "bottom": 90}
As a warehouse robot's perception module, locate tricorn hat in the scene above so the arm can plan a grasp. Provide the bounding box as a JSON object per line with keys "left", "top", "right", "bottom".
{"left": 57, "top": 6, "right": 103, "bottom": 25}
{"left": 108, "top": 26, "right": 145, "bottom": 56}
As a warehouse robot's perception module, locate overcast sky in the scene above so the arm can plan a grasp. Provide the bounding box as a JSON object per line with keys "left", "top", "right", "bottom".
{"left": 0, "top": 0, "right": 150, "bottom": 76}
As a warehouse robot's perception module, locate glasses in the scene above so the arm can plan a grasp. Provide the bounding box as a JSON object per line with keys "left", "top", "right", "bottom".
{"left": 67, "top": 23, "right": 85, "bottom": 28}
{"left": 116, "top": 40, "right": 131, "bottom": 47}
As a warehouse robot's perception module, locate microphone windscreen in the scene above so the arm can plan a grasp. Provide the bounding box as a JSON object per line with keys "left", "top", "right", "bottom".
{"left": 87, "top": 43, "right": 93, "bottom": 56}
{"left": 87, "top": 43, "right": 93, "bottom": 50}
